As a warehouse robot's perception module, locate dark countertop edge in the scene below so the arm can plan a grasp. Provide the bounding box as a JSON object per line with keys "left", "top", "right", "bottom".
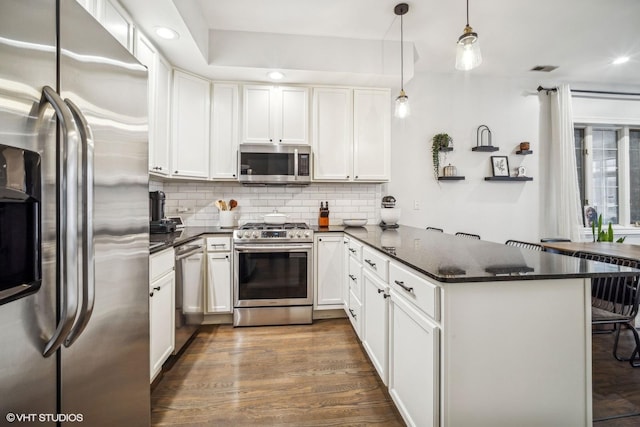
{"left": 150, "top": 227, "right": 233, "bottom": 254}
{"left": 315, "top": 225, "right": 640, "bottom": 283}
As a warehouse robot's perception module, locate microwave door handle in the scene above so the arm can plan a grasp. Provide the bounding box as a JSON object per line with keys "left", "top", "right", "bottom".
{"left": 294, "top": 148, "right": 298, "bottom": 180}
{"left": 40, "top": 87, "right": 80, "bottom": 358}
{"left": 63, "top": 99, "right": 95, "bottom": 347}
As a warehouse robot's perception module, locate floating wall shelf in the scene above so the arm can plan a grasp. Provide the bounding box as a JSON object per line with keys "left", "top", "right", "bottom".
{"left": 472, "top": 146, "right": 499, "bottom": 152}
{"left": 516, "top": 150, "right": 533, "bottom": 155}
{"left": 439, "top": 147, "right": 454, "bottom": 152}
{"left": 438, "top": 176, "right": 465, "bottom": 181}
{"left": 484, "top": 176, "right": 533, "bottom": 182}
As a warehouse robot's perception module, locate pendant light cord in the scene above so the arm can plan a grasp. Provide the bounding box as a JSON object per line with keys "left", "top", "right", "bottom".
{"left": 400, "top": 12, "right": 404, "bottom": 91}
{"left": 466, "top": 0, "right": 470, "bottom": 26}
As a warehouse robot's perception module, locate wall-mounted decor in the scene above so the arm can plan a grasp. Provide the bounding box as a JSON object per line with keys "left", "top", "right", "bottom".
{"left": 472, "top": 124, "right": 498, "bottom": 152}
{"left": 431, "top": 133, "right": 453, "bottom": 180}
{"left": 491, "top": 156, "right": 509, "bottom": 177}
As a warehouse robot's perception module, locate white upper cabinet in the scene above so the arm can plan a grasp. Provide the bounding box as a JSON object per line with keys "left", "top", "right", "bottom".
{"left": 313, "top": 87, "right": 390, "bottom": 182}
{"left": 171, "top": 70, "right": 211, "bottom": 178}
{"left": 313, "top": 88, "right": 353, "bottom": 180}
{"left": 243, "top": 85, "right": 309, "bottom": 145}
{"left": 210, "top": 83, "right": 239, "bottom": 180}
{"left": 135, "top": 32, "right": 171, "bottom": 176}
{"left": 353, "top": 89, "right": 391, "bottom": 181}
{"left": 154, "top": 56, "right": 172, "bottom": 175}
{"left": 96, "top": 0, "right": 134, "bottom": 52}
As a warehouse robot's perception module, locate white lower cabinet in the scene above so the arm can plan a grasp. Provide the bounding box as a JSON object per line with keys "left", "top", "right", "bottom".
{"left": 389, "top": 289, "right": 439, "bottom": 427}
{"left": 206, "top": 253, "right": 232, "bottom": 313}
{"left": 205, "top": 236, "right": 232, "bottom": 313}
{"left": 342, "top": 236, "right": 350, "bottom": 309}
{"left": 315, "top": 233, "right": 344, "bottom": 308}
{"left": 149, "top": 248, "right": 175, "bottom": 383}
{"left": 362, "top": 270, "right": 389, "bottom": 385}
{"left": 347, "top": 289, "right": 362, "bottom": 336}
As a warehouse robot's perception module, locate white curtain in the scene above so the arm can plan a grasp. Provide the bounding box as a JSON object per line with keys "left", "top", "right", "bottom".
{"left": 543, "top": 84, "right": 583, "bottom": 241}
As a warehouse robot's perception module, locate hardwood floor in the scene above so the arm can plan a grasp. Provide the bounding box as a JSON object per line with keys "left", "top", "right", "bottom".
{"left": 593, "top": 327, "right": 640, "bottom": 425}
{"left": 152, "top": 318, "right": 640, "bottom": 426}
{"left": 151, "top": 319, "right": 405, "bottom": 426}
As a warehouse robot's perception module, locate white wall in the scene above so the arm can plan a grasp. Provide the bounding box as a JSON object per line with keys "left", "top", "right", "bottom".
{"left": 389, "top": 72, "right": 544, "bottom": 243}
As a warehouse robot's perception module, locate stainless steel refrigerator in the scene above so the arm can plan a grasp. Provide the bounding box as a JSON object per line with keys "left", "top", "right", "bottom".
{"left": 0, "top": 0, "right": 150, "bottom": 425}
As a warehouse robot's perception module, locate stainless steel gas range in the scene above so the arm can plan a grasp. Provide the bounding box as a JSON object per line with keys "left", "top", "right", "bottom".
{"left": 233, "top": 222, "right": 314, "bottom": 326}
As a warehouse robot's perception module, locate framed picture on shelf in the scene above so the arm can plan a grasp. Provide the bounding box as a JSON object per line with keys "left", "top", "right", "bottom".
{"left": 491, "top": 156, "right": 510, "bottom": 177}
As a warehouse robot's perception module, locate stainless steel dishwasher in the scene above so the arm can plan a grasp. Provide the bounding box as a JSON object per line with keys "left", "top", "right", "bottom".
{"left": 173, "top": 239, "right": 205, "bottom": 355}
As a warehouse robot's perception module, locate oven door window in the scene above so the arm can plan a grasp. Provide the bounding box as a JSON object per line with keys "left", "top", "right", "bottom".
{"left": 240, "top": 152, "right": 293, "bottom": 176}
{"left": 238, "top": 251, "right": 307, "bottom": 300}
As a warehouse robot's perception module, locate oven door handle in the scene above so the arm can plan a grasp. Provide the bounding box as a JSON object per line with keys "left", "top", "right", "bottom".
{"left": 235, "top": 244, "right": 313, "bottom": 252}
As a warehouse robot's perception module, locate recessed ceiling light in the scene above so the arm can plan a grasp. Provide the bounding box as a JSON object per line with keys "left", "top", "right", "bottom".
{"left": 612, "top": 56, "right": 630, "bottom": 65}
{"left": 154, "top": 27, "right": 179, "bottom": 40}
{"left": 267, "top": 71, "right": 284, "bottom": 81}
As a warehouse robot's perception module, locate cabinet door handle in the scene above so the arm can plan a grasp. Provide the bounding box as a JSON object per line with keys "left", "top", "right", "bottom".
{"left": 346, "top": 175, "right": 349, "bottom": 179}
{"left": 394, "top": 280, "right": 414, "bottom": 293}
{"left": 349, "top": 274, "right": 357, "bottom": 282}
{"left": 349, "top": 308, "right": 356, "bottom": 319}
{"left": 349, "top": 248, "right": 356, "bottom": 253}
{"left": 383, "top": 293, "right": 390, "bottom": 299}
{"left": 365, "top": 259, "right": 377, "bottom": 269}
{"left": 154, "top": 286, "right": 161, "bottom": 291}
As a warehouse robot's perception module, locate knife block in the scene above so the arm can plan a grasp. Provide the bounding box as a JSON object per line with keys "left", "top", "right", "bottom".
{"left": 318, "top": 216, "right": 329, "bottom": 227}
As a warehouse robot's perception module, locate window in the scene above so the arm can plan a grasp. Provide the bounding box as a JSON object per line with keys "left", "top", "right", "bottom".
{"left": 630, "top": 130, "right": 640, "bottom": 222}
{"left": 575, "top": 125, "right": 640, "bottom": 226}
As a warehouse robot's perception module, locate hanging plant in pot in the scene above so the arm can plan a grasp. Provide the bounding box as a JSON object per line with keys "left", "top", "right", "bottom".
{"left": 431, "top": 133, "right": 452, "bottom": 180}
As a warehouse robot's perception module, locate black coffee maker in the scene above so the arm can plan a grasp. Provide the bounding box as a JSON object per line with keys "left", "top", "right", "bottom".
{"left": 149, "top": 191, "right": 176, "bottom": 233}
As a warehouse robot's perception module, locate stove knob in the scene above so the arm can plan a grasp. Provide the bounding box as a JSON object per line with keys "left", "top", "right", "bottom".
{"left": 243, "top": 231, "right": 251, "bottom": 238}
{"left": 287, "top": 231, "right": 295, "bottom": 238}
{"left": 252, "top": 231, "right": 260, "bottom": 239}
{"left": 304, "top": 231, "right": 311, "bottom": 238}
{"left": 296, "top": 231, "right": 302, "bottom": 238}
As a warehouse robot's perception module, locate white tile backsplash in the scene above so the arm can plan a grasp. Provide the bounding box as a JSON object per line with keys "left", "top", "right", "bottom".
{"left": 152, "top": 179, "right": 384, "bottom": 227}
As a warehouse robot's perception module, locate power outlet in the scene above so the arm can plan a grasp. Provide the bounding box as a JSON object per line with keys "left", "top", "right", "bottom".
{"left": 413, "top": 200, "right": 420, "bottom": 210}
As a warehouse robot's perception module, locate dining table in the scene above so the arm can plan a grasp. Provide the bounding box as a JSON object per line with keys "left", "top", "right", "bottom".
{"left": 541, "top": 241, "right": 640, "bottom": 260}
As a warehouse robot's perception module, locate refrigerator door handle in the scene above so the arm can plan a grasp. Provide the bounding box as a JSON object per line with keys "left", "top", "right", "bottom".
{"left": 63, "top": 99, "right": 95, "bottom": 347}
{"left": 40, "top": 87, "right": 80, "bottom": 358}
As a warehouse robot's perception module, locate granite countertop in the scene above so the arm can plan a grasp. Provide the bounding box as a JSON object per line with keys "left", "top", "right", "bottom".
{"left": 318, "top": 225, "right": 640, "bottom": 283}
{"left": 150, "top": 226, "right": 233, "bottom": 254}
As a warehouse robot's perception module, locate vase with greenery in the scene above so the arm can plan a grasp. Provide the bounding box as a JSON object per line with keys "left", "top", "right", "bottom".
{"left": 432, "top": 133, "right": 452, "bottom": 179}
{"left": 592, "top": 214, "right": 625, "bottom": 243}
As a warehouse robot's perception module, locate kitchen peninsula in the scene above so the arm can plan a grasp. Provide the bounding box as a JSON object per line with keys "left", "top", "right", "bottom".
{"left": 316, "top": 225, "right": 638, "bottom": 427}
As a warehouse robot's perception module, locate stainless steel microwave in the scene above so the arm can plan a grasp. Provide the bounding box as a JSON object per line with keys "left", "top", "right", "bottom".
{"left": 238, "top": 144, "right": 311, "bottom": 185}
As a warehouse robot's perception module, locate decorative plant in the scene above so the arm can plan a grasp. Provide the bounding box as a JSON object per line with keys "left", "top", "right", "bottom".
{"left": 431, "top": 133, "right": 452, "bottom": 179}
{"left": 592, "top": 214, "right": 625, "bottom": 243}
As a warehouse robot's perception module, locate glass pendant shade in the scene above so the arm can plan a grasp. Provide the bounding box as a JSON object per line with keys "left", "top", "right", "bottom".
{"left": 394, "top": 90, "right": 410, "bottom": 118}
{"left": 455, "top": 26, "right": 482, "bottom": 70}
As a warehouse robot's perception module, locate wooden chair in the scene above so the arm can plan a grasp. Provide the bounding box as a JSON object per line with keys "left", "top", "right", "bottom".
{"left": 505, "top": 239, "right": 543, "bottom": 251}
{"left": 455, "top": 232, "right": 480, "bottom": 240}
{"left": 574, "top": 251, "right": 640, "bottom": 367}
{"left": 426, "top": 227, "right": 443, "bottom": 232}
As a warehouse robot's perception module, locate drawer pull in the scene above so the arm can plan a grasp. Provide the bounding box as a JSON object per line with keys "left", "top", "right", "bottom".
{"left": 378, "top": 288, "right": 390, "bottom": 299}
{"left": 395, "top": 280, "right": 414, "bottom": 293}
{"left": 349, "top": 308, "right": 357, "bottom": 319}
{"left": 349, "top": 274, "right": 357, "bottom": 282}
{"left": 365, "top": 259, "right": 377, "bottom": 269}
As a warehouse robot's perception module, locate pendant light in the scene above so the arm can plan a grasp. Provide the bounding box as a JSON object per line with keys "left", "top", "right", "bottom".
{"left": 455, "top": 0, "right": 482, "bottom": 71}
{"left": 394, "top": 3, "right": 410, "bottom": 118}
